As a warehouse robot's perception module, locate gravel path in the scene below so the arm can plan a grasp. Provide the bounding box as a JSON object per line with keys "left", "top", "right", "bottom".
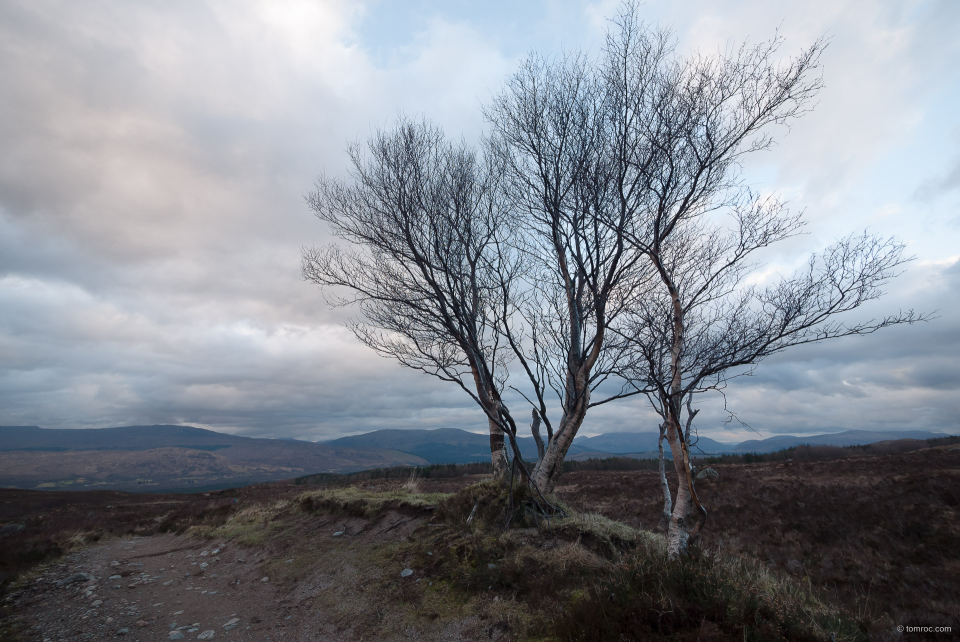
{"left": 7, "top": 533, "right": 307, "bottom": 641}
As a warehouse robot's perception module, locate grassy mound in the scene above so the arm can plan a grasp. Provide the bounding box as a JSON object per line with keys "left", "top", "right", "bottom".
{"left": 382, "top": 480, "right": 864, "bottom": 641}
{"left": 298, "top": 486, "right": 449, "bottom": 517}
{"left": 554, "top": 545, "right": 864, "bottom": 641}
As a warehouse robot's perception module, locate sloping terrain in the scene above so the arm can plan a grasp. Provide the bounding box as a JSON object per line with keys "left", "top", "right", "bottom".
{"left": 576, "top": 431, "right": 733, "bottom": 454}
{"left": 2, "top": 443, "right": 958, "bottom": 640}
{"left": 2, "top": 479, "right": 868, "bottom": 642}
{"left": 731, "top": 429, "right": 948, "bottom": 453}
{"left": 0, "top": 426, "right": 426, "bottom": 492}
{"left": 555, "top": 442, "right": 960, "bottom": 632}
{"left": 5, "top": 425, "right": 950, "bottom": 494}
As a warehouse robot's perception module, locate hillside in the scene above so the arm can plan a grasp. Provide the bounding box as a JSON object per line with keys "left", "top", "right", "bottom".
{"left": 731, "top": 429, "right": 949, "bottom": 453}
{"left": 0, "top": 426, "right": 426, "bottom": 492}
{"left": 323, "top": 427, "right": 593, "bottom": 463}
{"left": 3, "top": 425, "right": 952, "bottom": 492}
{"left": 3, "top": 442, "right": 958, "bottom": 640}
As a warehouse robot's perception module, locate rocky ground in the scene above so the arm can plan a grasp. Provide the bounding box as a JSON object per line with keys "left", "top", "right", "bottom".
{"left": 2, "top": 499, "right": 500, "bottom": 642}
{"left": 6, "top": 533, "right": 284, "bottom": 641}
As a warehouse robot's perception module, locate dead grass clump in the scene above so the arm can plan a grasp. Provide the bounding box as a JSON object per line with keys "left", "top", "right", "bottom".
{"left": 402, "top": 468, "right": 422, "bottom": 493}
{"left": 297, "top": 487, "right": 448, "bottom": 518}
{"left": 197, "top": 500, "right": 291, "bottom": 544}
{"left": 550, "top": 512, "right": 655, "bottom": 560}
{"left": 554, "top": 543, "right": 868, "bottom": 642}
{"left": 436, "top": 479, "right": 566, "bottom": 530}
{"left": 58, "top": 529, "right": 104, "bottom": 550}
{"left": 157, "top": 498, "right": 241, "bottom": 535}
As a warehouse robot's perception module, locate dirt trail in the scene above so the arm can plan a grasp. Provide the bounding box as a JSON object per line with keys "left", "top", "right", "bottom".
{"left": 10, "top": 532, "right": 298, "bottom": 641}
{"left": 6, "top": 501, "right": 492, "bottom": 642}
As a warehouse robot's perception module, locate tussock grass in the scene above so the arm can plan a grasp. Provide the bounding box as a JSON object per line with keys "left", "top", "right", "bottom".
{"left": 549, "top": 512, "right": 657, "bottom": 560}
{"left": 406, "top": 481, "right": 864, "bottom": 641}
{"left": 297, "top": 486, "right": 449, "bottom": 518}
{"left": 177, "top": 480, "right": 865, "bottom": 641}
{"left": 191, "top": 499, "right": 291, "bottom": 544}
{"left": 555, "top": 541, "right": 866, "bottom": 642}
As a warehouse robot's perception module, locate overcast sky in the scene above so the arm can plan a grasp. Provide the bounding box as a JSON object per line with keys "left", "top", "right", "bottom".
{"left": 1, "top": 0, "right": 958, "bottom": 443}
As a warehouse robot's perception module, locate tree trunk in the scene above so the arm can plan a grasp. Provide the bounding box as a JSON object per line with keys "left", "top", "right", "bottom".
{"left": 489, "top": 415, "right": 508, "bottom": 478}
{"left": 664, "top": 416, "right": 692, "bottom": 557}
{"left": 530, "top": 409, "right": 545, "bottom": 465}
{"left": 658, "top": 425, "right": 672, "bottom": 531}
{"left": 532, "top": 387, "right": 590, "bottom": 493}
{"left": 471, "top": 364, "right": 509, "bottom": 479}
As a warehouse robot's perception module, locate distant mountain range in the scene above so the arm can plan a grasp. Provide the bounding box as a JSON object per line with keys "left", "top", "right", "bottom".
{"left": 729, "top": 429, "right": 950, "bottom": 453}
{"left": 323, "top": 427, "right": 593, "bottom": 464}
{"left": 1, "top": 424, "right": 952, "bottom": 492}
{"left": 0, "top": 425, "right": 426, "bottom": 492}
{"left": 324, "top": 427, "right": 952, "bottom": 461}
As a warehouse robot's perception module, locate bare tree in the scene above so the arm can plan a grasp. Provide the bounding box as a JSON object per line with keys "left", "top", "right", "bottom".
{"left": 301, "top": 119, "right": 520, "bottom": 476}
{"left": 601, "top": 5, "right": 923, "bottom": 557}
{"left": 484, "top": 43, "right": 658, "bottom": 493}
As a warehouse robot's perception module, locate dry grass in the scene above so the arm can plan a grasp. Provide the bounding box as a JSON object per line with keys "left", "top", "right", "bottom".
{"left": 297, "top": 486, "right": 449, "bottom": 518}
{"left": 556, "top": 444, "right": 960, "bottom": 633}
{"left": 7, "top": 446, "right": 953, "bottom": 641}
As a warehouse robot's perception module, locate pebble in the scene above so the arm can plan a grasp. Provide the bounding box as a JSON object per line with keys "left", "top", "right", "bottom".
{"left": 0, "top": 523, "right": 25, "bottom": 536}
{"left": 117, "top": 628, "right": 130, "bottom": 635}
{"left": 400, "top": 569, "right": 414, "bottom": 578}
{"left": 332, "top": 531, "right": 343, "bottom": 537}
{"left": 260, "top": 576, "right": 269, "bottom": 583}
{"left": 223, "top": 618, "right": 240, "bottom": 628}
{"left": 108, "top": 575, "right": 121, "bottom": 580}
{"left": 168, "top": 632, "right": 184, "bottom": 640}
{"left": 56, "top": 573, "right": 92, "bottom": 587}
{"left": 197, "top": 630, "right": 215, "bottom": 639}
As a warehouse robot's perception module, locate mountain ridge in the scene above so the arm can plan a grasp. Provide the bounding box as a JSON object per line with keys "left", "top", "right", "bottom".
{"left": 0, "top": 425, "right": 427, "bottom": 492}
{"left": 1, "top": 425, "right": 952, "bottom": 492}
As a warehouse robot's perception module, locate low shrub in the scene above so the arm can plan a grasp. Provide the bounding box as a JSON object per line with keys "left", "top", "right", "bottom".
{"left": 554, "top": 544, "right": 867, "bottom": 642}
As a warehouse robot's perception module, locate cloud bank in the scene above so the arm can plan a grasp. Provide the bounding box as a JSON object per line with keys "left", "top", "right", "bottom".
{"left": 0, "top": 0, "right": 958, "bottom": 441}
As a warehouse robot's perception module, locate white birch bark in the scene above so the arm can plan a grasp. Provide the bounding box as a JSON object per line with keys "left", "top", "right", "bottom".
{"left": 665, "top": 416, "right": 692, "bottom": 557}
{"left": 657, "top": 425, "right": 672, "bottom": 530}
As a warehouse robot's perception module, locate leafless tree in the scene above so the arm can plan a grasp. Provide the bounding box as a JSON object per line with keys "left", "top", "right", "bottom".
{"left": 484, "top": 41, "right": 659, "bottom": 493}
{"left": 302, "top": 6, "right": 923, "bottom": 544}
{"left": 601, "top": 5, "right": 924, "bottom": 557}
{"left": 301, "top": 119, "right": 521, "bottom": 476}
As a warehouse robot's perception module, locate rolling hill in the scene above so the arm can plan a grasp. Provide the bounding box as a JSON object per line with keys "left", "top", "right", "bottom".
{"left": 0, "top": 425, "right": 426, "bottom": 492}
{"left": 4, "top": 424, "right": 951, "bottom": 492}
{"left": 730, "top": 429, "right": 949, "bottom": 453}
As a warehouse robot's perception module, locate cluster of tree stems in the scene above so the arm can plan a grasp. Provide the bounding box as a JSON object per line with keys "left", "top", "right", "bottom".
{"left": 302, "top": 2, "right": 922, "bottom": 557}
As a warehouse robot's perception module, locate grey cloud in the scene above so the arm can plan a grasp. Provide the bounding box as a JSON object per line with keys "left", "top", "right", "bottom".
{"left": 0, "top": 0, "right": 957, "bottom": 445}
